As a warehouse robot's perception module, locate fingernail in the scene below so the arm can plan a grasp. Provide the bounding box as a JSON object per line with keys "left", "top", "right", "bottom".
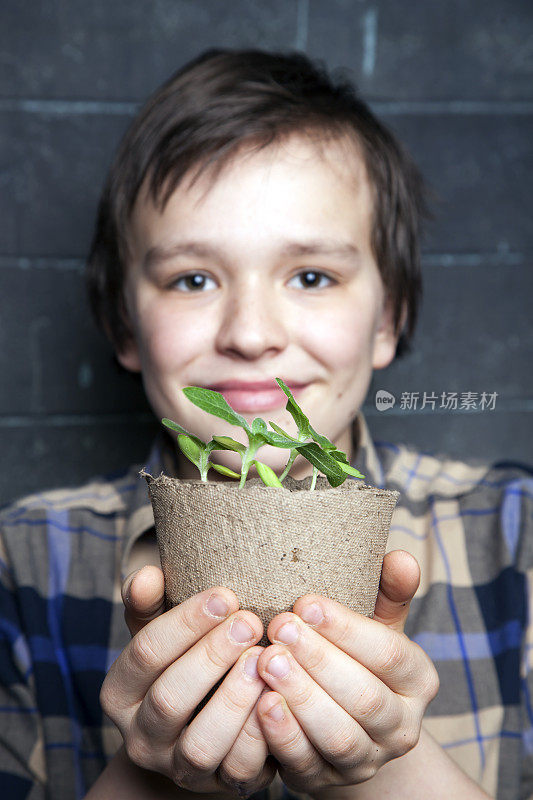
{"left": 205, "top": 593, "right": 229, "bottom": 618}
{"left": 122, "top": 569, "right": 140, "bottom": 603}
{"left": 267, "top": 654, "right": 290, "bottom": 678}
{"left": 243, "top": 654, "right": 259, "bottom": 679}
{"left": 274, "top": 622, "right": 299, "bottom": 644}
{"left": 230, "top": 618, "right": 255, "bottom": 643}
{"left": 299, "top": 602, "right": 324, "bottom": 625}
{"left": 266, "top": 702, "right": 285, "bottom": 721}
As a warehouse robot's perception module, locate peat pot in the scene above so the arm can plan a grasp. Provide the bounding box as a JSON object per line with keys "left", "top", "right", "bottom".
{"left": 141, "top": 471, "right": 399, "bottom": 647}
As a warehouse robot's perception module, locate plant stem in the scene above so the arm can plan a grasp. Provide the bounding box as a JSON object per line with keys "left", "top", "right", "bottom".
{"left": 310, "top": 466, "right": 318, "bottom": 491}
{"left": 279, "top": 432, "right": 311, "bottom": 483}
{"left": 279, "top": 450, "right": 298, "bottom": 482}
{"left": 200, "top": 451, "right": 208, "bottom": 482}
{"left": 239, "top": 462, "right": 250, "bottom": 488}
{"left": 239, "top": 441, "right": 261, "bottom": 488}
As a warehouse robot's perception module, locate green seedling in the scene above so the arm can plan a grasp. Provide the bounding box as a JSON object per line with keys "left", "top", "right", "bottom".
{"left": 160, "top": 420, "right": 242, "bottom": 482}
{"left": 162, "top": 378, "right": 365, "bottom": 491}
{"left": 273, "top": 378, "right": 365, "bottom": 489}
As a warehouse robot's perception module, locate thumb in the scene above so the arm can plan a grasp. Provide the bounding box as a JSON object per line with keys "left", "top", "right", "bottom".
{"left": 122, "top": 565, "right": 166, "bottom": 637}
{"left": 373, "top": 550, "right": 420, "bottom": 634}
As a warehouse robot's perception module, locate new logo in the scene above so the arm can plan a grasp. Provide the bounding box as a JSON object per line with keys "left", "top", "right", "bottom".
{"left": 375, "top": 390, "right": 396, "bottom": 411}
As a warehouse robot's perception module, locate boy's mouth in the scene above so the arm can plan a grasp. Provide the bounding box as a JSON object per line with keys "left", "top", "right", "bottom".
{"left": 205, "top": 380, "right": 309, "bottom": 413}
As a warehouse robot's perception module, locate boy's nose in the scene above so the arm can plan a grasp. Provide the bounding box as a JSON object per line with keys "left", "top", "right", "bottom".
{"left": 214, "top": 284, "right": 289, "bottom": 360}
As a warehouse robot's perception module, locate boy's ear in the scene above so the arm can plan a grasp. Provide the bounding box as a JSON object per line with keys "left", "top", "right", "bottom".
{"left": 115, "top": 336, "right": 142, "bottom": 373}
{"left": 372, "top": 294, "right": 405, "bottom": 370}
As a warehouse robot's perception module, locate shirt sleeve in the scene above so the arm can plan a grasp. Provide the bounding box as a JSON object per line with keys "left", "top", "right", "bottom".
{"left": 507, "top": 470, "right": 533, "bottom": 800}
{"left": 0, "top": 517, "right": 46, "bottom": 798}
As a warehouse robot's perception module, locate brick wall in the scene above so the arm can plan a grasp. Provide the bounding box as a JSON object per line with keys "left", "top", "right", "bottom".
{"left": 1, "top": 0, "right": 532, "bottom": 504}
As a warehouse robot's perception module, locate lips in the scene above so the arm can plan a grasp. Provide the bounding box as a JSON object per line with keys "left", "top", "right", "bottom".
{"left": 205, "top": 380, "right": 309, "bottom": 413}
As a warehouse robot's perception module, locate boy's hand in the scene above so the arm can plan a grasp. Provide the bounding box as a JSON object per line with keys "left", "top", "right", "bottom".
{"left": 253, "top": 550, "right": 440, "bottom": 797}
{"left": 101, "top": 566, "right": 276, "bottom": 797}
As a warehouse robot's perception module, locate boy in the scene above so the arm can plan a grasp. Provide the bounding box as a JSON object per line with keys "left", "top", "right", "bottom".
{"left": 1, "top": 48, "right": 531, "bottom": 800}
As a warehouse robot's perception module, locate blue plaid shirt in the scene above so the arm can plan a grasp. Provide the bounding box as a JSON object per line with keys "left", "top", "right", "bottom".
{"left": 1, "top": 412, "right": 533, "bottom": 799}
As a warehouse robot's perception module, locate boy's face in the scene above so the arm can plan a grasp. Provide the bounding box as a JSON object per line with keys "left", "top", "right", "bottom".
{"left": 118, "top": 133, "right": 398, "bottom": 479}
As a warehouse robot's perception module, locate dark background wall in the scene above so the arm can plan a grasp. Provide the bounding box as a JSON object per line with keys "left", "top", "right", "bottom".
{"left": 1, "top": 0, "right": 532, "bottom": 506}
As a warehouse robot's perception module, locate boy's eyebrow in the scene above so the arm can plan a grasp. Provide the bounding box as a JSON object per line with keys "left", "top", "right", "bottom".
{"left": 281, "top": 239, "right": 360, "bottom": 258}
{"left": 142, "top": 238, "right": 360, "bottom": 271}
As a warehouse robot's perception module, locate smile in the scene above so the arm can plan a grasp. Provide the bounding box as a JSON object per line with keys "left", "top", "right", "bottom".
{"left": 208, "top": 382, "right": 309, "bottom": 413}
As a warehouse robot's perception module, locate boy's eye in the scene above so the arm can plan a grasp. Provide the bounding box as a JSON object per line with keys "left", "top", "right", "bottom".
{"left": 169, "top": 269, "right": 334, "bottom": 292}
{"left": 288, "top": 270, "right": 334, "bottom": 290}
{"left": 170, "top": 273, "right": 216, "bottom": 292}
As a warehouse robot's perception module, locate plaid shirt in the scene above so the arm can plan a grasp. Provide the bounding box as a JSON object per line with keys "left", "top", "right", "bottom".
{"left": 1, "top": 411, "right": 533, "bottom": 799}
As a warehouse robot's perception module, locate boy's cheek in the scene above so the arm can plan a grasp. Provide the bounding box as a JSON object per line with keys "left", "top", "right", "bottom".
{"left": 147, "top": 328, "right": 209, "bottom": 371}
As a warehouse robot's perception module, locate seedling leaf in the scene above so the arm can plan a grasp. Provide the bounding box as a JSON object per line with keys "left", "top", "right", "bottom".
{"left": 330, "top": 449, "right": 349, "bottom": 463}
{"left": 162, "top": 418, "right": 204, "bottom": 448}
{"left": 260, "top": 430, "right": 301, "bottom": 448}
{"left": 177, "top": 434, "right": 202, "bottom": 467}
{"left": 183, "top": 387, "right": 251, "bottom": 433}
{"left": 251, "top": 417, "right": 268, "bottom": 435}
{"left": 329, "top": 450, "right": 365, "bottom": 479}
{"left": 294, "top": 442, "right": 346, "bottom": 487}
{"left": 275, "top": 380, "right": 336, "bottom": 450}
{"left": 275, "top": 378, "right": 310, "bottom": 435}
{"left": 269, "top": 421, "right": 294, "bottom": 438}
{"left": 308, "top": 424, "right": 336, "bottom": 451}
{"left": 253, "top": 460, "right": 283, "bottom": 488}
{"left": 337, "top": 462, "right": 366, "bottom": 479}
{"left": 212, "top": 435, "right": 246, "bottom": 454}
{"left": 209, "top": 463, "right": 241, "bottom": 479}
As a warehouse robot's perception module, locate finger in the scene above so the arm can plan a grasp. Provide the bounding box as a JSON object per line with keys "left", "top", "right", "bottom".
{"left": 256, "top": 638, "right": 386, "bottom": 770}
{"left": 128, "top": 646, "right": 272, "bottom": 794}
{"left": 123, "top": 566, "right": 166, "bottom": 636}
{"left": 179, "top": 659, "right": 275, "bottom": 796}
{"left": 373, "top": 550, "right": 420, "bottom": 634}
{"left": 256, "top": 690, "right": 339, "bottom": 796}
{"left": 219, "top": 686, "right": 274, "bottom": 790}
{"left": 133, "top": 611, "right": 264, "bottom": 743}
{"left": 102, "top": 586, "right": 241, "bottom": 718}
{"left": 258, "top": 615, "right": 407, "bottom": 746}
{"left": 291, "top": 592, "right": 429, "bottom": 697}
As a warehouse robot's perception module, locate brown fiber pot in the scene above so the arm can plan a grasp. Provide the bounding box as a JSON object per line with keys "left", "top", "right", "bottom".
{"left": 142, "top": 471, "right": 399, "bottom": 715}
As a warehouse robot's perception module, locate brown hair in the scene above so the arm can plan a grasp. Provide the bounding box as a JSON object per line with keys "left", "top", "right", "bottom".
{"left": 86, "top": 48, "right": 428, "bottom": 360}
